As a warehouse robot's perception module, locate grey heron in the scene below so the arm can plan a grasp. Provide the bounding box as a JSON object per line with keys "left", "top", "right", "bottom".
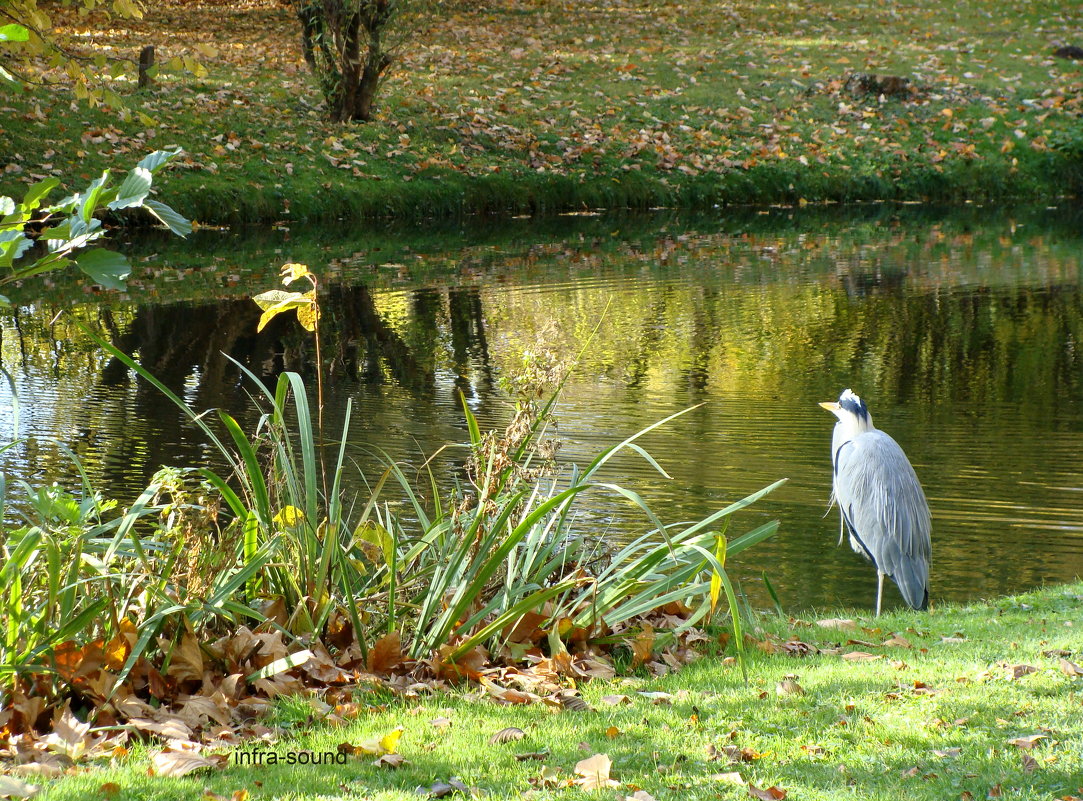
{"left": 820, "top": 389, "right": 931, "bottom": 616}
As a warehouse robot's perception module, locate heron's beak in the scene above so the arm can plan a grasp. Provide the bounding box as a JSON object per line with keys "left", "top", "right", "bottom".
{"left": 818, "top": 401, "right": 839, "bottom": 412}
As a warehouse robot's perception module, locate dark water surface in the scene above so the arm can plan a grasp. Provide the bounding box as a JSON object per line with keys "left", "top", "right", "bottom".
{"left": 3, "top": 205, "right": 1082, "bottom": 613}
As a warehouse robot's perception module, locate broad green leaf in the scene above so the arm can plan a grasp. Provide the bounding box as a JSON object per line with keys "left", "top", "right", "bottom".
{"left": 136, "top": 149, "right": 182, "bottom": 173}
{"left": 143, "top": 199, "right": 192, "bottom": 236}
{"left": 354, "top": 520, "right": 394, "bottom": 566}
{"left": 76, "top": 248, "right": 130, "bottom": 290}
{"left": 0, "top": 24, "right": 30, "bottom": 42}
{"left": 77, "top": 172, "right": 110, "bottom": 223}
{"left": 107, "top": 166, "right": 152, "bottom": 210}
{"left": 0, "top": 230, "right": 33, "bottom": 269}
{"left": 20, "top": 178, "right": 60, "bottom": 213}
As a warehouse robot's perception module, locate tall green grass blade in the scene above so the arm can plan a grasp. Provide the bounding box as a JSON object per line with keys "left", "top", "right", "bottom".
{"left": 763, "top": 571, "right": 784, "bottom": 616}
{"left": 219, "top": 411, "right": 271, "bottom": 527}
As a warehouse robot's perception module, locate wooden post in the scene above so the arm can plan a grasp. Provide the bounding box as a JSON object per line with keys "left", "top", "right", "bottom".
{"left": 138, "top": 45, "right": 155, "bottom": 90}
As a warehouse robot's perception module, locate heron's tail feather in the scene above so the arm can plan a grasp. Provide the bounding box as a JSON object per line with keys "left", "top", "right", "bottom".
{"left": 890, "top": 560, "right": 929, "bottom": 611}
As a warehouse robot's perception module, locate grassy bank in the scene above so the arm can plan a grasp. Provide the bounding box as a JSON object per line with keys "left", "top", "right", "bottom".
{"left": 30, "top": 581, "right": 1083, "bottom": 801}
{"left": 1, "top": 0, "right": 1081, "bottom": 224}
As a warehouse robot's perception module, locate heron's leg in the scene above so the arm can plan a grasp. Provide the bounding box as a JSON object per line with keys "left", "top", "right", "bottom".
{"left": 875, "top": 571, "right": 885, "bottom": 617}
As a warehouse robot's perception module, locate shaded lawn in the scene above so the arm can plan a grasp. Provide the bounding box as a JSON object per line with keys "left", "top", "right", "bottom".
{"left": 0, "top": 0, "right": 1080, "bottom": 221}
{"left": 35, "top": 581, "right": 1083, "bottom": 801}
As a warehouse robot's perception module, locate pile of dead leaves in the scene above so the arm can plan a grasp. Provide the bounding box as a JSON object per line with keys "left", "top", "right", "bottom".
{"left": 0, "top": 600, "right": 713, "bottom": 784}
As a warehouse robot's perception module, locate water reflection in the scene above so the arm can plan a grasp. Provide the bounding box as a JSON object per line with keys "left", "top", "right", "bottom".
{"left": 2, "top": 207, "right": 1082, "bottom": 612}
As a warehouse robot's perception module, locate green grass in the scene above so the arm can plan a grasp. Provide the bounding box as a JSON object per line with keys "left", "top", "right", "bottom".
{"left": 34, "top": 581, "right": 1083, "bottom": 801}
{"left": 1, "top": 0, "right": 1081, "bottom": 224}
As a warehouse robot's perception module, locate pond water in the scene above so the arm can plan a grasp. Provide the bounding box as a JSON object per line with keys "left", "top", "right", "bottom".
{"left": 3, "top": 204, "right": 1082, "bottom": 613}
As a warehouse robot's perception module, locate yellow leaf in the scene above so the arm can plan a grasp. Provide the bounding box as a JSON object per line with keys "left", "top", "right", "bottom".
{"left": 273, "top": 506, "right": 305, "bottom": 528}
{"left": 280, "top": 262, "right": 312, "bottom": 284}
{"left": 296, "top": 297, "right": 320, "bottom": 332}
{"left": 379, "top": 727, "right": 404, "bottom": 755}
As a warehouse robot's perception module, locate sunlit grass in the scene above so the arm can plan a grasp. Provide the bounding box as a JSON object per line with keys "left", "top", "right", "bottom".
{"left": 35, "top": 581, "right": 1083, "bottom": 801}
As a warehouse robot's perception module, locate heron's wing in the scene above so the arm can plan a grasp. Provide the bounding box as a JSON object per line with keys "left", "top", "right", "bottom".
{"left": 834, "top": 430, "right": 931, "bottom": 609}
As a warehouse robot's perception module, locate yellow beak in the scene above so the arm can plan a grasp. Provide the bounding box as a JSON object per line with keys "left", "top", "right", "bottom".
{"left": 818, "top": 401, "right": 839, "bottom": 412}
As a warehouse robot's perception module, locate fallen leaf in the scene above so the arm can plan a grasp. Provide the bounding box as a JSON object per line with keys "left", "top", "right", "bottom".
{"left": 816, "top": 618, "right": 856, "bottom": 630}
{"left": 624, "top": 792, "right": 657, "bottom": 801}
{"left": 425, "top": 778, "right": 469, "bottom": 798}
{"left": 637, "top": 691, "right": 674, "bottom": 704}
{"left": 605, "top": 725, "right": 621, "bottom": 739}
{"left": 1058, "top": 658, "right": 1083, "bottom": 677}
{"left": 367, "top": 632, "right": 402, "bottom": 674}
{"left": 489, "top": 727, "right": 526, "bottom": 744}
{"left": 711, "top": 771, "right": 744, "bottom": 785}
{"left": 0, "top": 776, "right": 38, "bottom": 799}
{"left": 931, "top": 748, "right": 961, "bottom": 758}
{"left": 152, "top": 748, "right": 219, "bottom": 778}
{"left": 630, "top": 625, "right": 655, "bottom": 669}
{"left": 600, "top": 694, "right": 632, "bottom": 706}
{"left": 1020, "top": 753, "right": 1038, "bottom": 773}
{"left": 375, "top": 753, "right": 407, "bottom": 768}
{"left": 1010, "top": 664, "right": 1037, "bottom": 680}
{"left": 748, "top": 782, "right": 787, "bottom": 799}
{"left": 842, "top": 651, "right": 882, "bottom": 661}
{"left": 1007, "top": 734, "right": 1046, "bottom": 750}
{"left": 775, "top": 679, "right": 805, "bottom": 696}
{"left": 430, "top": 717, "right": 452, "bottom": 731}
{"left": 574, "top": 754, "right": 618, "bottom": 791}
{"left": 514, "top": 750, "right": 550, "bottom": 762}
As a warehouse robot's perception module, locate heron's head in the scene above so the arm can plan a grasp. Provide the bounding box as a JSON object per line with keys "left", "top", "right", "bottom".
{"left": 819, "top": 388, "right": 874, "bottom": 432}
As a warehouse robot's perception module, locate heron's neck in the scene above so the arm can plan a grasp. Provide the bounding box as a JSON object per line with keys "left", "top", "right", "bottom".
{"left": 835, "top": 415, "right": 875, "bottom": 442}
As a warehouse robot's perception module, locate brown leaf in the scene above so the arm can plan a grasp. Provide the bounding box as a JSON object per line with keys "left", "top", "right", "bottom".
{"left": 600, "top": 694, "right": 632, "bottom": 706}
{"left": 574, "top": 754, "right": 618, "bottom": 791}
{"left": 367, "top": 632, "right": 402, "bottom": 675}
{"left": 841, "top": 651, "right": 882, "bottom": 662}
{"left": 375, "top": 753, "right": 407, "bottom": 768}
{"left": 480, "top": 678, "right": 538, "bottom": 705}
{"left": 513, "top": 750, "right": 550, "bottom": 762}
{"left": 1007, "top": 734, "right": 1046, "bottom": 750}
{"left": 430, "top": 717, "right": 453, "bottom": 731}
{"left": 883, "top": 634, "right": 912, "bottom": 648}
{"left": 1020, "top": 753, "right": 1038, "bottom": 773}
{"left": 605, "top": 725, "right": 621, "bottom": 739}
{"left": 152, "top": 748, "right": 219, "bottom": 778}
{"left": 748, "top": 783, "right": 787, "bottom": 800}
{"left": 1058, "top": 658, "right": 1083, "bottom": 677}
{"left": 624, "top": 792, "right": 658, "bottom": 801}
{"left": 489, "top": 727, "right": 526, "bottom": 744}
{"left": 775, "top": 679, "right": 805, "bottom": 696}
{"left": 1010, "top": 664, "right": 1037, "bottom": 680}
{"left": 168, "top": 633, "right": 205, "bottom": 682}
{"left": 636, "top": 691, "right": 674, "bottom": 705}
{"left": 630, "top": 625, "right": 655, "bottom": 669}
{"left": 425, "top": 779, "right": 470, "bottom": 798}
{"left": 931, "top": 748, "right": 961, "bottom": 758}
